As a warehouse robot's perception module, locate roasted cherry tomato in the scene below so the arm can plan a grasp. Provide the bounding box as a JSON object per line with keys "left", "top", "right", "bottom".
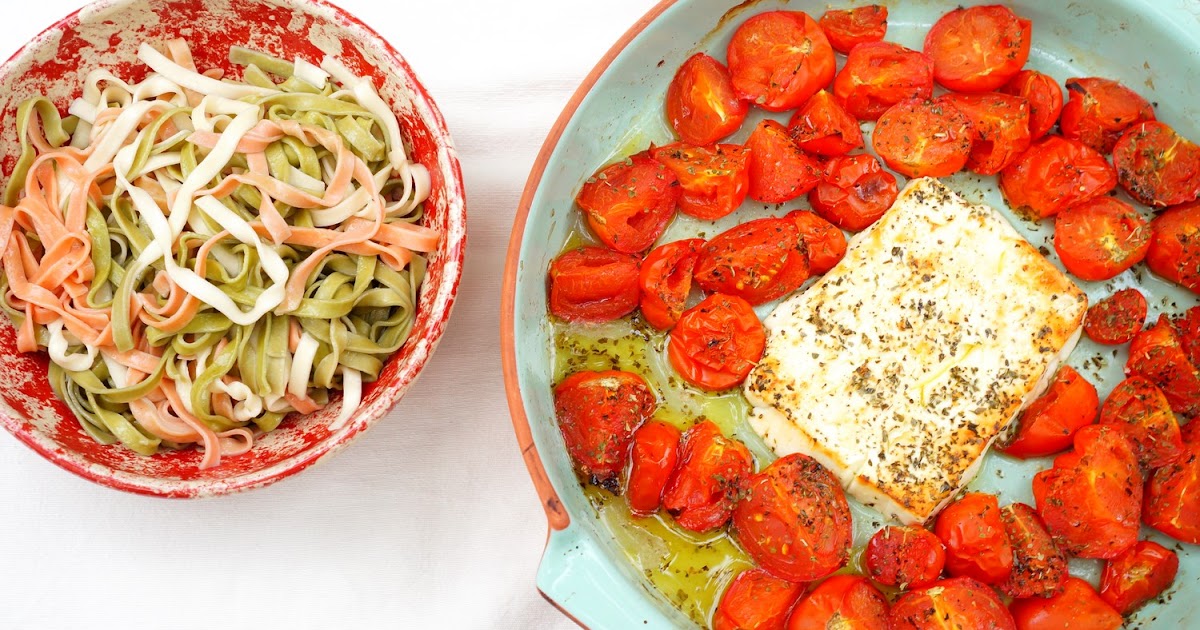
{"left": 651, "top": 143, "right": 750, "bottom": 220}
{"left": 694, "top": 217, "right": 810, "bottom": 305}
{"left": 808, "top": 154, "right": 898, "bottom": 231}
{"left": 1000, "top": 365, "right": 1098, "bottom": 459}
{"left": 1099, "top": 540, "right": 1180, "bottom": 615}
{"left": 1113, "top": 120, "right": 1200, "bottom": 207}
{"left": 626, "top": 420, "right": 682, "bottom": 516}
{"left": 1126, "top": 315, "right": 1200, "bottom": 417}
{"left": 554, "top": 370, "right": 656, "bottom": 490}
{"left": 639, "top": 239, "right": 704, "bottom": 331}
{"left": 818, "top": 5, "right": 887, "bottom": 54}
{"left": 668, "top": 294, "right": 766, "bottom": 392}
{"left": 1084, "top": 288, "right": 1148, "bottom": 345}
{"left": 788, "top": 90, "right": 864, "bottom": 157}
{"left": 933, "top": 493, "right": 1014, "bottom": 585}
{"left": 576, "top": 152, "right": 679, "bottom": 253}
{"left": 873, "top": 98, "right": 973, "bottom": 178}
{"left": 924, "top": 5, "right": 1031, "bottom": 93}
{"left": 727, "top": 11, "right": 836, "bottom": 112}
{"left": 745, "top": 119, "right": 821, "bottom": 203}
{"left": 1174, "top": 305, "right": 1200, "bottom": 368}
{"left": 833, "top": 42, "right": 934, "bottom": 121}
{"left": 1010, "top": 577, "right": 1122, "bottom": 630}
{"left": 998, "top": 135, "right": 1117, "bottom": 220}
{"left": 1060, "top": 77, "right": 1155, "bottom": 154}
{"left": 662, "top": 419, "right": 754, "bottom": 532}
{"left": 1053, "top": 197, "right": 1151, "bottom": 281}
{"left": 999, "top": 70, "right": 1064, "bottom": 140}
{"left": 936, "top": 92, "right": 1031, "bottom": 175}
{"left": 998, "top": 503, "right": 1067, "bottom": 600}
{"left": 890, "top": 576, "right": 1016, "bottom": 630}
{"left": 1033, "top": 424, "right": 1142, "bottom": 559}
{"left": 787, "top": 575, "right": 888, "bottom": 630}
{"left": 1099, "top": 376, "right": 1183, "bottom": 470}
{"left": 1148, "top": 200, "right": 1200, "bottom": 294}
{"left": 733, "top": 453, "right": 853, "bottom": 582}
{"left": 548, "top": 247, "right": 640, "bottom": 323}
{"left": 1143, "top": 436, "right": 1200, "bottom": 544}
{"left": 713, "top": 568, "right": 805, "bottom": 630}
{"left": 864, "top": 525, "right": 946, "bottom": 589}
{"left": 666, "top": 53, "right": 748, "bottom": 146}
{"left": 786, "top": 210, "right": 846, "bottom": 275}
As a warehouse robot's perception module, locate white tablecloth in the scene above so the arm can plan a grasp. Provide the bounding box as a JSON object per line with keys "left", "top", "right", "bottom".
{"left": 0, "top": 1, "right": 656, "bottom": 627}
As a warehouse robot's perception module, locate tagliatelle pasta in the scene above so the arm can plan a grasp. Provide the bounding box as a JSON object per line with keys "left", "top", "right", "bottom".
{"left": 0, "top": 39, "right": 437, "bottom": 468}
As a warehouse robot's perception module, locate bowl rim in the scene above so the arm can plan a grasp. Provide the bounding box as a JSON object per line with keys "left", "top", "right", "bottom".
{"left": 499, "top": 0, "right": 677, "bottom": 615}
{"left": 0, "top": 0, "right": 467, "bottom": 498}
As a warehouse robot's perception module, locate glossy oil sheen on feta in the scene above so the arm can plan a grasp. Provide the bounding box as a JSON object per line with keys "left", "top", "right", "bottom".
{"left": 745, "top": 178, "right": 1087, "bottom": 525}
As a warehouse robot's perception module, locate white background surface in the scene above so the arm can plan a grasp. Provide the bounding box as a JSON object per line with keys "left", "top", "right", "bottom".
{"left": 0, "top": 1, "right": 657, "bottom": 627}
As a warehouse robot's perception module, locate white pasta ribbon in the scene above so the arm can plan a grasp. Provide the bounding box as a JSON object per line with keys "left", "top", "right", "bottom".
{"left": 329, "top": 368, "right": 361, "bottom": 431}
{"left": 46, "top": 320, "right": 97, "bottom": 372}
{"left": 138, "top": 42, "right": 277, "bottom": 101}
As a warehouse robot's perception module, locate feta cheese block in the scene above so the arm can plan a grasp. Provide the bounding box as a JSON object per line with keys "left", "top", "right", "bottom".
{"left": 744, "top": 177, "right": 1087, "bottom": 525}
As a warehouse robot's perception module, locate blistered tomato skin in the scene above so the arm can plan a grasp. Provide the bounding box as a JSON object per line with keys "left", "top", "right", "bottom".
{"left": 626, "top": 420, "right": 682, "bottom": 516}
{"left": 999, "top": 135, "right": 1118, "bottom": 220}
{"left": 713, "top": 568, "right": 805, "bottom": 630}
{"left": 997, "top": 503, "right": 1067, "bottom": 600}
{"left": 548, "top": 247, "right": 641, "bottom": 323}
{"left": 1009, "top": 577, "right": 1122, "bottom": 630}
{"left": 727, "top": 11, "right": 837, "bottom": 112}
{"left": 999, "top": 70, "right": 1064, "bottom": 139}
{"left": 1148, "top": 201, "right": 1200, "bottom": 294}
{"left": 1084, "top": 288, "right": 1148, "bottom": 345}
{"left": 553, "top": 371, "right": 656, "bottom": 490}
{"left": 1060, "top": 77, "right": 1155, "bottom": 154}
{"left": 1100, "top": 540, "right": 1180, "bottom": 615}
{"left": 786, "top": 574, "right": 888, "bottom": 630}
{"left": 890, "top": 576, "right": 1016, "bottom": 630}
{"left": 864, "top": 525, "right": 946, "bottom": 589}
{"left": 666, "top": 53, "right": 748, "bottom": 146}
{"left": 576, "top": 152, "right": 679, "bottom": 253}
{"left": 638, "top": 239, "right": 704, "bottom": 331}
{"left": 819, "top": 5, "right": 888, "bottom": 54}
{"left": 934, "top": 492, "right": 1014, "bottom": 585}
{"left": 833, "top": 42, "right": 934, "bottom": 121}
{"left": 733, "top": 453, "right": 853, "bottom": 582}
{"left": 662, "top": 420, "right": 754, "bottom": 532}
{"left": 1000, "top": 365, "right": 1098, "bottom": 459}
{"left": 924, "top": 5, "right": 1031, "bottom": 93}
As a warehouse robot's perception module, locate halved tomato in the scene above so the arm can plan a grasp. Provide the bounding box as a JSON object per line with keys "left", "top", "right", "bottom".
{"left": 732, "top": 453, "right": 853, "bottom": 582}
{"left": 833, "top": 41, "right": 934, "bottom": 121}
{"left": 936, "top": 92, "right": 1031, "bottom": 175}
{"left": 1060, "top": 77, "right": 1155, "bottom": 154}
{"left": 934, "top": 493, "right": 1014, "bottom": 585}
{"left": 668, "top": 294, "right": 766, "bottom": 392}
{"left": 745, "top": 119, "right": 821, "bottom": 203}
{"left": 1009, "top": 577, "right": 1122, "bottom": 630}
{"left": 713, "top": 568, "right": 805, "bottom": 630}
{"left": 576, "top": 152, "right": 679, "bottom": 253}
{"left": 1147, "top": 200, "right": 1200, "bottom": 294}
{"left": 1084, "top": 288, "right": 1148, "bottom": 345}
{"left": 873, "top": 98, "right": 973, "bottom": 178}
{"left": 639, "top": 238, "right": 704, "bottom": 331}
{"left": 999, "top": 70, "right": 1064, "bottom": 140}
{"left": 787, "top": 575, "right": 888, "bottom": 630}
{"left": 924, "top": 5, "right": 1031, "bottom": 93}
{"left": 1000, "top": 365, "right": 1098, "bottom": 459}
{"left": 666, "top": 53, "right": 748, "bottom": 146}
{"left": 651, "top": 143, "right": 750, "bottom": 220}
{"left": 1099, "top": 376, "right": 1183, "bottom": 469}
{"left": 1126, "top": 315, "right": 1200, "bottom": 417}
{"left": 626, "top": 420, "right": 682, "bottom": 516}
{"left": 1052, "top": 197, "right": 1150, "bottom": 281}
{"left": 998, "top": 503, "right": 1067, "bottom": 600}
{"left": 694, "top": 217, "right": 810, "bottom": 305}
{"left": 785, "top": 209, "right": 847, "bottom": 275}
{"left": 661, "top": 419, "right": 754, "bottom": 532}
{"left": 808, "top": 154, "right": 898, "bottom": 231}
{"left": 727, "top": 11, "right": 836, "bottom": 112}
{"left": 1143, "top": 436, "right": 1200, "bottom": 544}
{"left": 890, "top": 577, "right": 1016, "bottom": 630}
{"left": 864, "top": 525, "right": 946, "bottom": 589}
{"left": 1173, "top": 305, "right": 1200, "bottom": 367}
{"left": 788, "top": 89, "right": 864, "bottom": 157}
{"left": 554, "top": 370, "right": 656, "bottom": 490}
{"left": 1033, "top": 424, "right": 1142, "bottom": 559}
{"left": 999, "top": 135, "right": 1117, "bottom": 219}
{"left": 818, "top": 5, "right": 887, "bottom": 54}
{"left": 548, "top": 247, "right": 640, "bottom": 323}
{"left": 1099, "top": 540, "right": 1180, "bottom": 615}
{"left": 1113, "top": 120, "right": 1200, "bottom": 207}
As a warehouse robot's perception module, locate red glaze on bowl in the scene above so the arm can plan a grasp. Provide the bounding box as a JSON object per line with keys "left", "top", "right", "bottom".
{"left": 0, "top": 0, "right": 466, "bottom": 497}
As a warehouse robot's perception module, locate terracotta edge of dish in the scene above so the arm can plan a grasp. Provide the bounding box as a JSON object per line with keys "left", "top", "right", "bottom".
{"left": 0, "top": 0, "right": 467, "bottom": 498}
{"left": 499, "top": 0, "right": 679, "bottom": 580}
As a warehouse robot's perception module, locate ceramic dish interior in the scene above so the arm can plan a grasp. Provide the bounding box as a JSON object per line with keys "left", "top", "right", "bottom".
{"left": 504, "top": 0, "right": 1200, "bottom": 627}
{"left": 0, "top": 0, "right": 466, "bottom": 497}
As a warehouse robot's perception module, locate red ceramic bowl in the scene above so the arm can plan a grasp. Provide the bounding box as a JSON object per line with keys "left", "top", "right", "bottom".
{"left": 0, "top": 0, "right": 466, "bottom": 496}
